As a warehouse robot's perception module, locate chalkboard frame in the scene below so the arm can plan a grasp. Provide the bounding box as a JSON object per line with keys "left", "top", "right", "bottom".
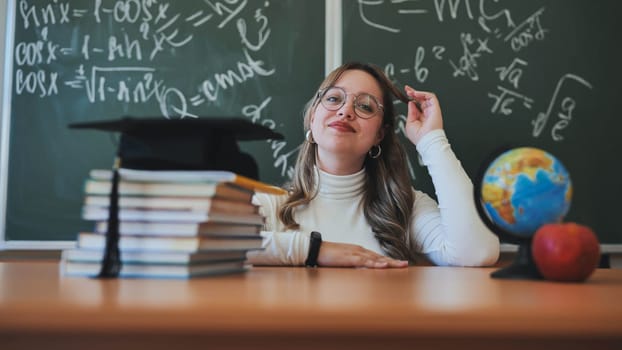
{"left": 0, "top": 0, "right": 17, "bottom": 247}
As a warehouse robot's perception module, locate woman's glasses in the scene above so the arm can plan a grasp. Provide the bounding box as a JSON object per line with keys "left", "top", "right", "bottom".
{"left": 317, "top": 87, "right": 384, "bottom": 119}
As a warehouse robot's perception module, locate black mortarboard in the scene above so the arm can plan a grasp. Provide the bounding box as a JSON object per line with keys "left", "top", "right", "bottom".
{"left": 69, "top": 117, "right": 284, "bottom": 278}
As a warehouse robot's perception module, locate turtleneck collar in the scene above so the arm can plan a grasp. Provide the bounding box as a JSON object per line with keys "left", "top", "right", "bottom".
{"left": 315, "top": 167, "right": 366, "bottom": 200}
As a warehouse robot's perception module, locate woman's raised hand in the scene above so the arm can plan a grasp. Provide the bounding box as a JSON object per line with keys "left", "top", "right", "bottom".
{"left": 404, "top": 85, "right": 444, "bottom": 145}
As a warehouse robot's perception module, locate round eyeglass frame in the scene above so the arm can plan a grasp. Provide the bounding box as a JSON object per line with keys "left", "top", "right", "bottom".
{"left": 316, "top": 86, "right": 384, "bottom": 119}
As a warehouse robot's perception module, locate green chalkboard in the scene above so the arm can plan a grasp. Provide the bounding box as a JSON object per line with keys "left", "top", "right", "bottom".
{"left": 343, "top": 0, "right": 622, "bottom": 243}
{"left": 5, "top": 0, "right": 324, "bottom": 241}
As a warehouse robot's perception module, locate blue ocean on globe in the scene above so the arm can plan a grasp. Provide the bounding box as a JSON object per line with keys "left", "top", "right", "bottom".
{"left": 481, "top": 148, "right": 572, "bottom": 238}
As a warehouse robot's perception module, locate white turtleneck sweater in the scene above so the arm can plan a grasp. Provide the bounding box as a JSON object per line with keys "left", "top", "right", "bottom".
{"left": 246, "top": 130, "right": 500, "bottom": 267}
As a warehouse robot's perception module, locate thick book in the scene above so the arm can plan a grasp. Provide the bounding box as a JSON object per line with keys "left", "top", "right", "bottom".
{"left": 61, "top": 249, "right": 249, "bottom": 265}
{"left": 84, "top": 195, "right": 258, "bottom": 214}
{"left": 77, "top": 232, "right": 264, "bottom": 252}
{"left": 84, "top": 179, "right": 254, "bottom": 202}
{"left": 94, "top": 221, "right": 262, "bottom": 237}
{"left": 82, "top": 206, "right": 265, "bottom": 225}
{"left": 90, "top": 168, "right": 286, "bottom": 195}
{"left": 60, "top": 259, "right": 248, "bottom": 279}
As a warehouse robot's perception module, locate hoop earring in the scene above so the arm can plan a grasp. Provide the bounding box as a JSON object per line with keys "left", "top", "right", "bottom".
{"left": 305, "top": 130, "right": 315, "bottom": 144}
{"left": 368, "top": 144, "right": 382, "bottom": 159}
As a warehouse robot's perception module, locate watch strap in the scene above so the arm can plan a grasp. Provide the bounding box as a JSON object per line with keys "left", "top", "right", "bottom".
{"left": 305, "top": 231, "right": 322, "bottom": 267}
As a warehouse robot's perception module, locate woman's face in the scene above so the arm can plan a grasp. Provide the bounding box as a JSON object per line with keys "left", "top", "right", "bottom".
{"left": 310, "top": 69, "right": 385, "bottom": 169}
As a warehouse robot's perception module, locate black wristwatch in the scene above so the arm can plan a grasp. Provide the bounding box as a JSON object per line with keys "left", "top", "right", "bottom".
{"left": 304, "top": 231, "right": 322, "bottom": 267}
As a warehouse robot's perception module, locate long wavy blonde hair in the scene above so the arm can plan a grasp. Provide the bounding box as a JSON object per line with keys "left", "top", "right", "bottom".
{"left": 278, "top": 62, "right": 417, "bottom": 262}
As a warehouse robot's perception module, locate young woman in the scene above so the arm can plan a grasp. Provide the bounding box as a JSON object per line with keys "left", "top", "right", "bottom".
{"left": 246, "top": 62, "right": 499, "bottom": 268}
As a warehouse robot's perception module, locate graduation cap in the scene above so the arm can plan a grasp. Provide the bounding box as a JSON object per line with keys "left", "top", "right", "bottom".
{"left": 69, "top": 117, "right": 284, "bottom": 278}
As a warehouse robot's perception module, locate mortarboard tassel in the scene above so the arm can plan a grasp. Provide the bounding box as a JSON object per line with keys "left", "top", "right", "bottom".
{"left": 96, "top": 156, "right": 122, "bottom": 278}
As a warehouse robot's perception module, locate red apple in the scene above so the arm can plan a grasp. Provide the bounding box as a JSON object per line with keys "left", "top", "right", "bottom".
{"left": 531, "top": 223, "right": 600, "bottom": 282}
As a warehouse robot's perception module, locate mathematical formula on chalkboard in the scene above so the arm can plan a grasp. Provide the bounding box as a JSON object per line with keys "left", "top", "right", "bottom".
{"left": 3, "top": 0, "right": 324, "bottom": 242}
{"left": 343, "top": 0, "right": 621, "bottom": 244}
{"left": 350, "top": 0, "right": 594, "bottom": 147}
{"left": 14, "top": 1, "right": 274, "bottom": 116}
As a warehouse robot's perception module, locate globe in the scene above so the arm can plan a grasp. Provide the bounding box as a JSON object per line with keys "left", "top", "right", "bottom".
{"left": 480, "top": 147, "right": 572, "bottom": 239}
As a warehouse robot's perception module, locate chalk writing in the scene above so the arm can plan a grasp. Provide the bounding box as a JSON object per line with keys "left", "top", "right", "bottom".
{"left": 13, "top": 0, "right": 296, "bottom": 179}
{"left": 488, "top": 85, "right": 534, "bottom": 116}
{"left": 353, "top": 0, "right": 593, "bottom": 148}
{"left": 15, "top": 39, "right": 60, "bottom": 66}
{"left": 238, "top": 7, "right": 270, "bottom": 52}
{"left": 357, "top": 0, "right": 428, "bottom": 33}
{"left": 194, "top": 49, "right": 275, "bottom": 105}
{"left": 15, "top": 69, "right": 58, "bottom": 97}
{"left": 432, "top": 45, "right": 446, "bottom": 60}
{"left": 434, "top": 0, "right": 474, "bottom": 22}
{"left": 448, "top": 32, "right": 493, "bottom": 81}
{"left": 488, "top": 57, "right": 533, "bottom": 116}
{"left": 14, "top": 0, "right": 274, "bottom": 110}
{"left": 242, "top": 97, "right": 298, "bottom": 179}
{"left": 205, "top": 0, "right": 248, "bottom": 29}
{"left": 477, "top": 0, "right": 515, "bottom": 36}
{"left": 19, "top": 0, "right": 73, "bottom": 28}
{"left": 390, "top": 47, "right": 429, "bottom": 83}
{"left": 494, "top": 57, "right": 527, "bottom": 89}
{"left": 383, "top": 45, "right": 446, "bottom": 87}
{"left": 347, "top": 0, "right": 605, "bottom": 192}
{"left": 532, "top": 74, "right": 593, "bottom": 141}
{"left": 504, "top": 7, "right": 547, "bottom": 52}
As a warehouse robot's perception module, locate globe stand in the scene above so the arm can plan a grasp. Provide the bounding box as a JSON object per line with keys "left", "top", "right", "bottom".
{"left": 490, "top": 239, "right": 543, "bottom": 280}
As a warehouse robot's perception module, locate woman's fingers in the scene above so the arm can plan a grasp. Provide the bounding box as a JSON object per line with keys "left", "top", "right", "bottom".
{"left": 403, "top": 85, "right": 444, "bottom": 145}
{"left": 405, "top": 85, "right": 438, "bottom": 110}
{"left": 318, "top": 241, "right": 408, "bottom": 268}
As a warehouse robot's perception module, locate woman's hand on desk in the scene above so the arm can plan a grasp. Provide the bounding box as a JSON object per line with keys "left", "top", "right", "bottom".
{"left": 318, "top": 242, "right": 409, "bottom": 268}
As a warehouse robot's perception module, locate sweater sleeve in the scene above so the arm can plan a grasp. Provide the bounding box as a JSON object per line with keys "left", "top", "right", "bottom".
{"left": 244, "top": 192, "right": 309, "bottom": 266}
{"left": 410, "top": 129, "right": 500, "bottom": 266}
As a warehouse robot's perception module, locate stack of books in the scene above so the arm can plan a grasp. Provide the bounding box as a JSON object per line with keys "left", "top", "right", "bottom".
{"left": 61, "top": 169, "right": 282, "bottom": 279}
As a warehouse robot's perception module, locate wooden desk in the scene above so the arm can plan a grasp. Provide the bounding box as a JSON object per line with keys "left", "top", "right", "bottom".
{"left": 1, "top": 262, "right": 621, "bottom": 350}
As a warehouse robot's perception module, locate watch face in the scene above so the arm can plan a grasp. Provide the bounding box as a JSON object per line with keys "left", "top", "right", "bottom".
{"left": 310, "top": 231, "right": 322, "bottom": 240}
